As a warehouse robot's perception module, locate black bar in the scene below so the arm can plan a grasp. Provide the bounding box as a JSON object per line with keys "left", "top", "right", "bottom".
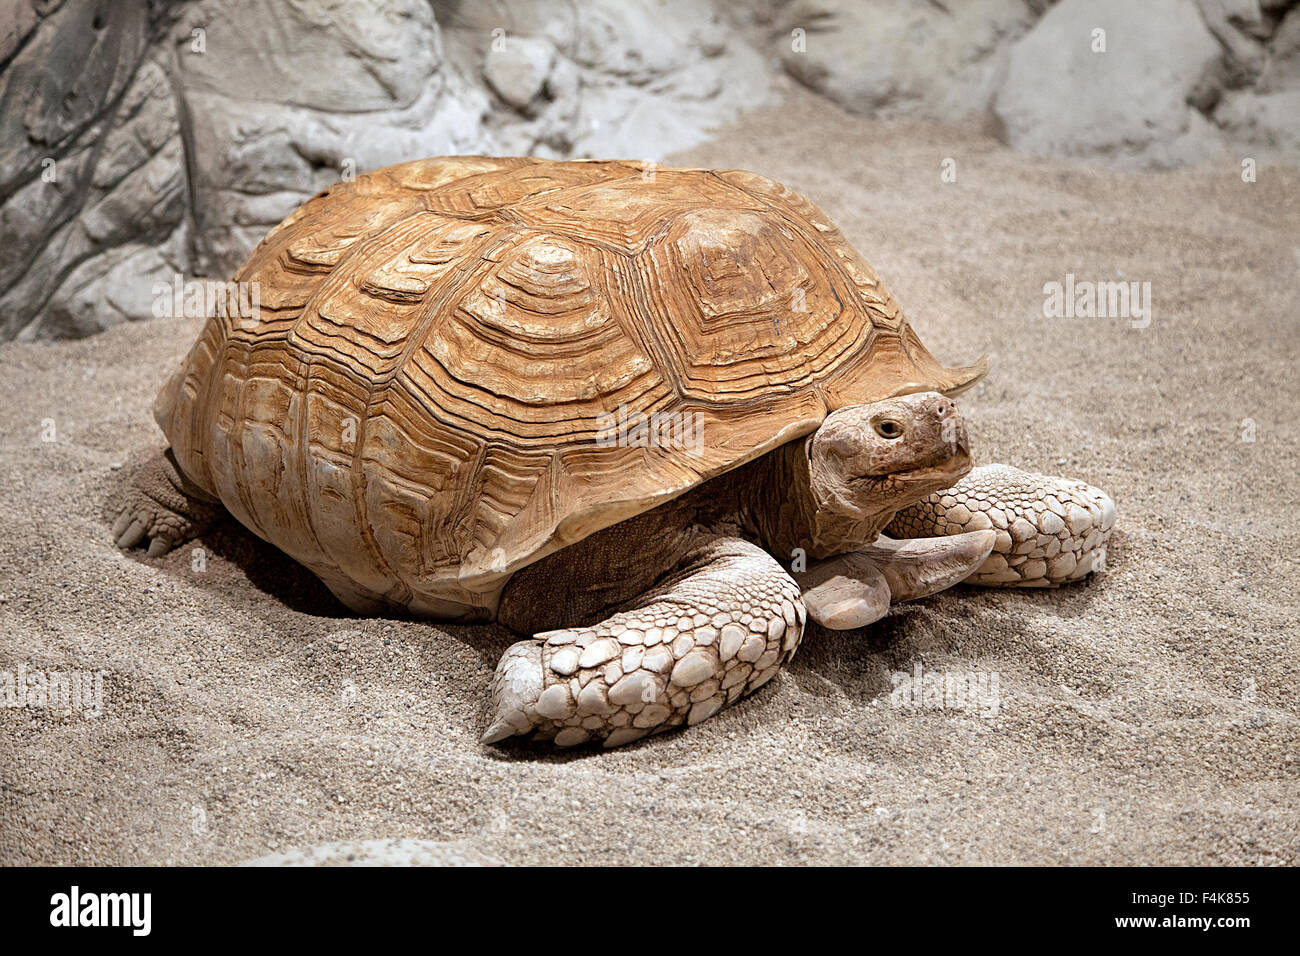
{"left": 0, "top": 866, "right": 1279, "bottom": 942}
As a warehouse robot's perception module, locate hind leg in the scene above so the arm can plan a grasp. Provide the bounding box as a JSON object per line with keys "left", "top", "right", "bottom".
{"left": 887, "top": 464, "right": 1116, "bottom": 587}
{"left": 112, "top": 448, "right": 222, "bottom": 557}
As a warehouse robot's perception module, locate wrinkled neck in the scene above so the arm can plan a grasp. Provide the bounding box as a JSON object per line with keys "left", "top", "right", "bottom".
{"left": 742, "top": 441, "right": 896, "bottom": 561}
{"left": 738, "top": 443, "right": 816, "bottom": 560}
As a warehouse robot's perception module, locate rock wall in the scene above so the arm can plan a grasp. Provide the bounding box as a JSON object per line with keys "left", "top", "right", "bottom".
{"left": 0, "top": 0, "right": 771, "bottom": 340}
{"left": 777, "top": 0, "right": 1300, "bottom": 166}
{"left": 1, "top": 0, "right": 1296, "bottom": 340}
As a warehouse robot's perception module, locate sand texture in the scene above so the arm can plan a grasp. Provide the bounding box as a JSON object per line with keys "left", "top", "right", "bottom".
{"left": 2, "top": 92, "right": 1297, "bottom": 865}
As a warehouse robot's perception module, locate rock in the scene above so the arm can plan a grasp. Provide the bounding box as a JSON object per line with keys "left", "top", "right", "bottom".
{"left": 0, "top": 0, "right": 151, "bottom": 196}
{"left": 41, "top": 236, "right": 187, "bottom": 339}
{"left": 178, "top": 0, "right": 437, "bottom": 113}
{"left": 484, "top": 36, "right": 556, "bottom": 112}
{"left": 1215, "top": 6, "right": 1300, "bottom": 156}
{"left": 1267, "top": 6, "right": 1300, "bottom": 89}
{"left": 780, "top": 0, "right": 1035, "bottom": 119}
{"left": 0, "top": 0, "right": 773, "bottom": 340}
{"left": 994, "top": 0, "right": 1223, "bottom": 166}
{"left": 1217, "top": 86, "right": 1300, "bottom": 156}
{"left": 1196, "top": 0, "right": 1271, "bottom": 83}
{"left": 0, "top": 53, "right": 185, "bottom": 340}
{"left": 0, "top": 1, "right": 40, "bottom": 66}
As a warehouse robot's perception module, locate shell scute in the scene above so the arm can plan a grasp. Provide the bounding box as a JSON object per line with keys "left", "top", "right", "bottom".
{"left": 639, "top": 206, "right": 864, "bottom": 401}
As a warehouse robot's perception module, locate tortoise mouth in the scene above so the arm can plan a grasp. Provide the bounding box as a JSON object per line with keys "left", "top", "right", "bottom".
{"left": 890, "top": 445, "right": 974, "bottom": 490}
{"left": 844, "top": 444, "right": 972, "bottom": 495}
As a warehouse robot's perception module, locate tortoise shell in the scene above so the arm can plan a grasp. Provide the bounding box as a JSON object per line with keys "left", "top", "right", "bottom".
{"left": 154, "top": 157, "right": 986, "bottom": 619}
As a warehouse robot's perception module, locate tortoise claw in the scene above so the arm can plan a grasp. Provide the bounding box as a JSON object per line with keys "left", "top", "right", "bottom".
{"left": 858, "top": 530, "right": 998, "bottom": 602}
{"left": 793, "top": 552, "right": 891, "bottom": 629}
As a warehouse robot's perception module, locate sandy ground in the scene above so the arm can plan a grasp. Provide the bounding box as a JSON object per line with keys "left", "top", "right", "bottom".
{"left": 2, "top": 89, "right": 1297, "bottom": 865}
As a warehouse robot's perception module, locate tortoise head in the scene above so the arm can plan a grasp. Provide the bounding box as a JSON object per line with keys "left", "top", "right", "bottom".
{"left": 794, "top": 392, "right": 973, "bottom": 558}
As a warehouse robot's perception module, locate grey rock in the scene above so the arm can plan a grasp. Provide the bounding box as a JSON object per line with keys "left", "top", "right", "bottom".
{"left": 175, "top": 0, "right": 439, "bottom": 113}
{"left": 780, "top": 0, "right": 1035, "bottom": 120}
{"left": 0, "top": 56, "right": 186, "bottom": 340}
{"left": 1214, "top": 85, "right": 1300, "bottom": 155}
{"left": 994, "top": 0, "right": 1223, "bottom": 166}
{"left": 42, "top": 234, "right": 188, "bottom": 339}
{"left": 484, "top": 35, "right": 556, "bottom": 112}
{"left": 1196, "top": 0, "right": 1269, "bottom": 82}
{"left": 0, "top": 0, "right": 41, "bottom": 66}
{"left": 1, "top": 0, "right": 773, "bottom": 340}
{"left": 0, "top": 0, "right": 151, "bottom": 196}
{"left": 1259, "top": 5, "right": 1300, "bottom": 91}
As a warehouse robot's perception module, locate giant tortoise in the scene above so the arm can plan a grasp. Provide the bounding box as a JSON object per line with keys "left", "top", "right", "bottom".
{"left": 113, "top": 157, "right": 1115, "bottom": 748}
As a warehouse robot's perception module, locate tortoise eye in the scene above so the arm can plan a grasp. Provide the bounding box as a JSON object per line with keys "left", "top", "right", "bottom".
{"left": 873, "top": 418, "right": 904, "bottom": 439}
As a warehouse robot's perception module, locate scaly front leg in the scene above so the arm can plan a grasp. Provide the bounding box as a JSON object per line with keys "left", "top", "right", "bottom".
{"left": 887, "top": 464, "right": 1116, "bottom": 587}
{"left": 482, "top": 537, "right": 805, "bottom": 749}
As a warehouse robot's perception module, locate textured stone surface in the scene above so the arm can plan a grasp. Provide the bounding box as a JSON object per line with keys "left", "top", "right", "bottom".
{"left": 779, "top": 0, "right": 1035, "bottom": 119}
{"left": 1212, "top": 4, "right": 1300, "bottom": 154}
{"left": 993, "top": 0, "right": 1226, "bottom": 166}
{"left": 778, "top": 0, "right": 1300, "bottom": 169}
{"left": 0, "top": 0, "right": 773, "bottom": 340}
